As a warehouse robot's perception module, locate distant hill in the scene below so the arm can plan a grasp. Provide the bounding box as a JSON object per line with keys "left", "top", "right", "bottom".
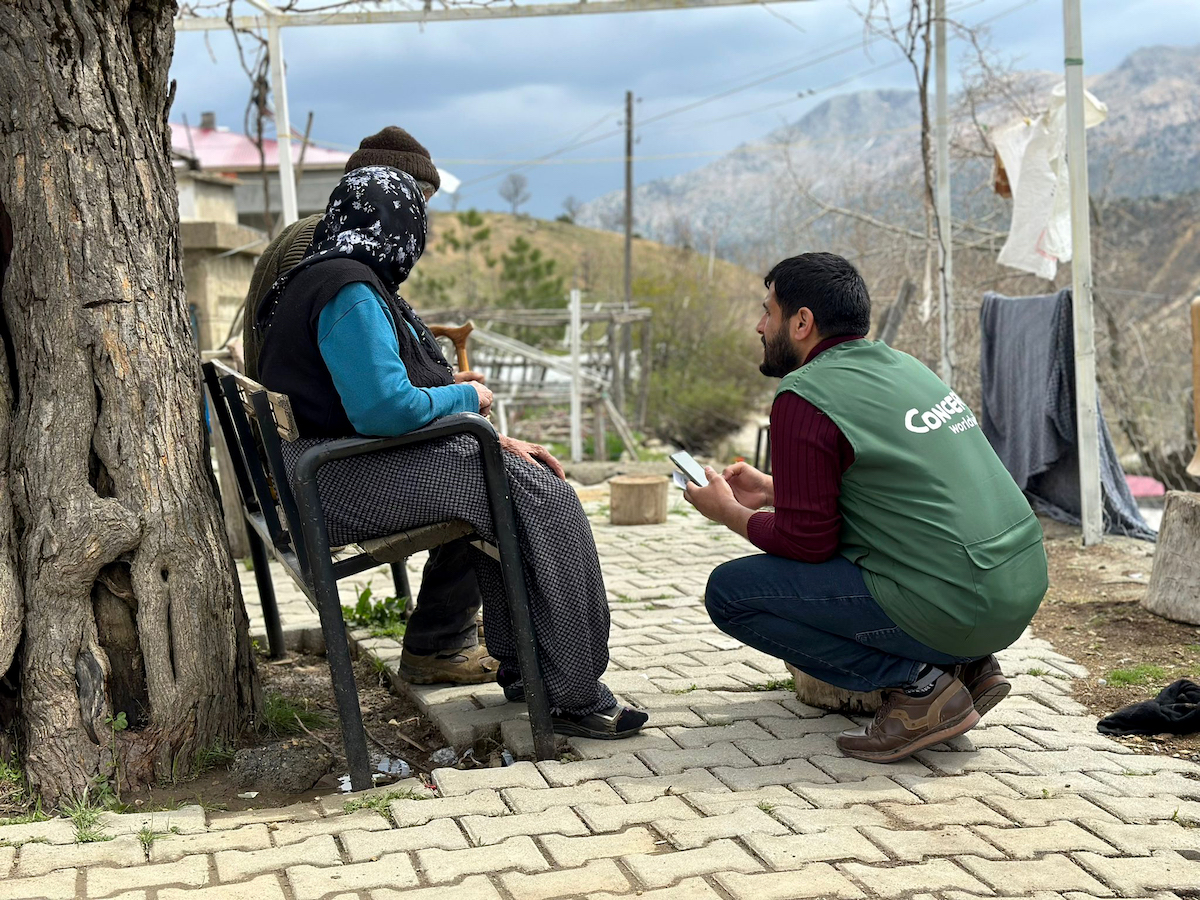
{"left": 578, "top": 44, "right": 1200, "bottom": 257}
{"left": 407, "top": 209, "right": 760, "bottom": 311}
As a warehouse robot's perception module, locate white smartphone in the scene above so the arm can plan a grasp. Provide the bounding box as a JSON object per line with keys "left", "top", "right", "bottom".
{"left": 670, "top": 451, "right": 709, "bottom": 487}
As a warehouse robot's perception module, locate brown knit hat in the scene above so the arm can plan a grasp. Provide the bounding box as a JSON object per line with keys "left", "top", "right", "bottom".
{"left": 345, "top": 126, "right": 440, "bottom": 192}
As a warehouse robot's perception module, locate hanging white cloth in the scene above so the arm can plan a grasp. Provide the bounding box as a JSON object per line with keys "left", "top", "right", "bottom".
{"left": 993, "top": 82, "right": 1108, "bottom": 280}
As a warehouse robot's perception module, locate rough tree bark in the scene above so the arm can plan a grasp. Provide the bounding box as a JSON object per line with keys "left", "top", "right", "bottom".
{"left": 0, "top": 0, "right": 259, "bottom": 803}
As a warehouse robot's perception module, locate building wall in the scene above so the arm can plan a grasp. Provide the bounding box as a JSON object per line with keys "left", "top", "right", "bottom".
{"left": 233, "top": 168, "right": 342, "bottom": 233}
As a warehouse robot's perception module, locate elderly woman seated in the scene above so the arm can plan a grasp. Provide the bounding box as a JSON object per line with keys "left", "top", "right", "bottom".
{"left": 256, "top": 166, "right": 647, "bottom": 739}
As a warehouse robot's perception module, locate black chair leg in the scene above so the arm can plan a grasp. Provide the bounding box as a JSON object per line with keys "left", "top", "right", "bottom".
{"left": 475, "top": 440, "right": 556, "bottom": 760}
{"left": 247, "top": 527, "right": 286, "bottom": 660}
{"left": 390, "top": 562, "right": 412, "bottom": 605}
{"left": 311, "top": 564, "right": 374, "bottom": 791}
{"left": 292, "top": 480, "right": 374, "bottom": 791}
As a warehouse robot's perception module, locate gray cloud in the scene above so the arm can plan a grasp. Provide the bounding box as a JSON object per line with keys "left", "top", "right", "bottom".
{"left": 170, "top": 0, "right": 1200, "bottom": 217}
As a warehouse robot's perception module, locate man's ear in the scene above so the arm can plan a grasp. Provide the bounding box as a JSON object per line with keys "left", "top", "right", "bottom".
{"left": 791, "top": 307, "right": 816, "bottom": 342}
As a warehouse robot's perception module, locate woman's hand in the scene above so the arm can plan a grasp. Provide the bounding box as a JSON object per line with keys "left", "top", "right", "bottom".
{"left": 499, "top": 435, "right": 566, "bottom": 480}
{"left": 469, "top": 381, "right": 494, "bottom": 417}
{"left": 722, "top": 461, "right": 774, "bottom": 509}
{"left": 454, "top": 370, "right": 486, "bottom": 384}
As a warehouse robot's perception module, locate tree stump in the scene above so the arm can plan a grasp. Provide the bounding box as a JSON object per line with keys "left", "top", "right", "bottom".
{"left": 786, "top": 663, "right": 883, "bottom": 714}
{"left": 610, "top": 475, "right": 668, "bottom": 526}
{"left": 1143, "top": 491, "right": 1200, "bottom": 625}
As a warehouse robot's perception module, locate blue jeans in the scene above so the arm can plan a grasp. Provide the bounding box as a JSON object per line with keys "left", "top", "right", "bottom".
{"left": 705, "top": 555, "right": 978, "bottom": 693}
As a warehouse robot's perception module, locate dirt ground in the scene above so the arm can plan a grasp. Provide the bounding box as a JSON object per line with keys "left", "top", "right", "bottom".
{"left": 1034, "top": 517, "right": 1200, "bottom": 761}
{"left": 0, "top": 651, "right": 450, "bottom": 821}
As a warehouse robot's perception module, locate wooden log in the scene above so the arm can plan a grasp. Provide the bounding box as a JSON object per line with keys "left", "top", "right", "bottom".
{"left": 609, "top": 475, "right": 668, "bottom": 526}
{"left": 1142, "top": 490, "right": 1200, "bottom": 625}
{"left": 786, "top": 663, "right": 883, "bottom": 714}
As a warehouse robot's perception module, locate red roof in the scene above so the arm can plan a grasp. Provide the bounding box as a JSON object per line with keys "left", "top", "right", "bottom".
{"left": 170, "top": 123, "right": 348, "bottom": 172}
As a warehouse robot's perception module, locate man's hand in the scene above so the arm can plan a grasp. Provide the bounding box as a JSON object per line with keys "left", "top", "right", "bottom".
{"left": 722, "top": 461, "right": 774, "bottom": 510}
{"left": 454, "top": 370, "right": 486, "bottom": 384}
{"left": 469, "top": 381, "right": 494, "bottom": 417}
{"left": 499, "top": 435, "right": 566, "bottom": 480}
{"left": 684, "top": 466, "right": 756, "bottom": 539}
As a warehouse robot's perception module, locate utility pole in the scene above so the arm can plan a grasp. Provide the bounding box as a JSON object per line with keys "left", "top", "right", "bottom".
{"left": 1063, "top": 0, "right": 1102, "bottom": 546}
{"left": 619, "top": 89, "right": 634, "bottom": 411}
{"left": 934, "top": 0, "right": 954, "bottom": 386}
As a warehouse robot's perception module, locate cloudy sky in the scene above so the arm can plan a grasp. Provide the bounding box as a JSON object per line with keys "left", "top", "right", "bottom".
{"left": 170, "top": 0, "right": 1199, "bottom": 219}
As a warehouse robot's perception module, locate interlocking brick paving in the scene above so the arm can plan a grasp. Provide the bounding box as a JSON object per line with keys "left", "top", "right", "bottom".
{"left": 3, "top": 491, "right": 1196, "bottom": 899}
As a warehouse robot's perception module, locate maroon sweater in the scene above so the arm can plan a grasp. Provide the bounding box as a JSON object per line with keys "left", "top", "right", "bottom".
{"left": 746, "top": 335, "right": 862, "bottom": 562}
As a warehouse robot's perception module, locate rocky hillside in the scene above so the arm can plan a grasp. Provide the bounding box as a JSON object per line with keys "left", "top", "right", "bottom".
{"left": 578, "top": 44, "right": 1200, "bottom": 255}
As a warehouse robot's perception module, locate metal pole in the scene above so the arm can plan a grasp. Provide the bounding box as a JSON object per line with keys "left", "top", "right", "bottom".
{"left": 267, "top": 19, "right": 299, "bottom": 226}
{"left": 935, "top": 0, "right": 954, "bottom": 385}
{"left": 1063, "top": 0, "right": 1103, "bottom": 545}
{"left": 570, "top": 289, "right": 583, "bottom": 462}
{"left": 623, "top": 90, "right": 633, "bottom": 314}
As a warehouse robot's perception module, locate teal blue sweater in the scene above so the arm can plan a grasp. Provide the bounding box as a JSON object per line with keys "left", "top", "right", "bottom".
{"left": 317, "top": 282, "right": 477, "bottom": 436}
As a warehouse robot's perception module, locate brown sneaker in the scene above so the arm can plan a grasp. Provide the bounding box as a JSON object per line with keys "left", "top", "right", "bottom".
{"left": 954, "top": 655, "right": 1011, "bottom": 718}
{"left": 398, "top": 644, "right": 499, "bottom": 685}
{"left": 836, "top": 670, "right": 980, "bottom": 763}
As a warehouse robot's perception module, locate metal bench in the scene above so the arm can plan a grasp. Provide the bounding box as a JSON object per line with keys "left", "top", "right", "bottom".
{"left": 201, "top": 359, "right": 556, "bottom": 790}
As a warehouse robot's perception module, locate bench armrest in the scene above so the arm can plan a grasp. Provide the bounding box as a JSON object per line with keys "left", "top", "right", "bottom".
{"left": 291, "top": 412, "right": 499, "bottom": 487}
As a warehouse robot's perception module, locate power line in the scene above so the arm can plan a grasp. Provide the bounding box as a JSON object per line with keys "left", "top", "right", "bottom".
{"left": 453, "top": 0, "right": 1037, "bottom": 197}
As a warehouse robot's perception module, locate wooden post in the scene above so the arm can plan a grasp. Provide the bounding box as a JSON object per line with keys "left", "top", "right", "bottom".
{"left": 610, "top": 475, "right": 667, "bottom": 526}
{"left": 636, "top": 317, "right": 653, "bottom": 430}
{"left": 607, "top": 319, "right": 624, "bottom": 411}
{"left": 1188, "top": 297, "right": 1199, "bottom": 479}
{"left": 786, "top": 663, "right": 883, "bottom": 715}
{"left": 1142, "top": 491, "right": 1200, "bottom": 625}
{"left": 594, "top": 403, "right": 608, "bottom": 462}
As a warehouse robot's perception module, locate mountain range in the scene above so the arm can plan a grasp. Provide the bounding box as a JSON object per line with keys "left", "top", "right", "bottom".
{"left": 577, "top": 44, "right": 1200, "bottom": 257}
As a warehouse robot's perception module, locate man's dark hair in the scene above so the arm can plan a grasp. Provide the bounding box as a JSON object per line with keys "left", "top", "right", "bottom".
{"left": 764, "top": 252, "right": 871, "bottom": 338}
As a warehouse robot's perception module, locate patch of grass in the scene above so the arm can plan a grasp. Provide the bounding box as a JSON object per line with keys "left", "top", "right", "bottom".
{"left": 344, "top": 788, "right": 428, "bottom": 817}
{"left": 260, "top": 692, "right": 333, "bottom": 738}
{"left": 669, "top": 684, "right": 700, "bottom": 695}
{"left": 757, "top": 801, "right": 776, "bottom": 812}
{"left": 137, "top": 827, "right": 159, "bottom": 854}
{"left": 752, "top": 678, "right": 795, "bottom": 693}
{"left": 194, "top": 745, "right": 236, "bottom": 776}
{"left": 63, "top": 797, "right": 112, "bottom": 844}
{"left": 0, "top": 759, "right": 46, "bottom": 824}
{"left": 1027, "top": 667, "right": 1050, "bottom": 677}
{"left": 613, "top": 594, "right": 639, "bottom": 604}
{"left": 342, "top": 582, "right": 409, "bottom": 642}
{"left": 1106, "top": 664, "right": 1168, "bottom": 687}
{"left": 195, "top": 797, "right": 228, "bottom": 813}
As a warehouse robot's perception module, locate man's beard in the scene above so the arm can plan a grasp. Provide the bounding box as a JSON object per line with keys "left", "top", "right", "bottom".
{"left": 759, "top": 329, "right": 802, "bottom": 378}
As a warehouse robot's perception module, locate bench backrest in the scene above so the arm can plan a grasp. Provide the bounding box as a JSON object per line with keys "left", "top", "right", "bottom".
{"left": 202, "top": 359, "right": 311, "bottom": 577}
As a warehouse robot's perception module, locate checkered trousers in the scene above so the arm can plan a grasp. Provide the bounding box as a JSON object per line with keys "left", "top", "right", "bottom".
{"left": 282, "top": 435, "right": 615, "bottom": 717}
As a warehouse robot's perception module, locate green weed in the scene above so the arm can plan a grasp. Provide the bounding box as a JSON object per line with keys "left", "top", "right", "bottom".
{"left": 260, "top": 692, "right": 332, "bottom": 738}
{"left": 669, "top": 684, "right": 700, "bottom": 695}
{"left": 752, "top": 678, "right": 795, "bottom": 693}
{"left": 342, "top": 582, "right": 408, "bottom": 641}
{"left": 343, "top": 788, "right": 428, "bottom": 818}
{"left": 1106, "top": 664, "right": 1168, "bottom": 686}
{"left": 63, "top": 797, "right": 111, "bottom": 844}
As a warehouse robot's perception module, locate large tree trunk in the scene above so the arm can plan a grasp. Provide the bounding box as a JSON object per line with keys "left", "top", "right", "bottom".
{"left": 0, "top": 0, "right": 259, "bottom": 803}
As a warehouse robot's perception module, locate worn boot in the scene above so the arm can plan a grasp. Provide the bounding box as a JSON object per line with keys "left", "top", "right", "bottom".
{"left": 954, "top": 655, "right": 1011, "bottom": 718}
{"left": 397, "top": 644, "right": 499, "bottom": 685}
{"left": 836, "top": 669, "right": 979, "bottom": 763}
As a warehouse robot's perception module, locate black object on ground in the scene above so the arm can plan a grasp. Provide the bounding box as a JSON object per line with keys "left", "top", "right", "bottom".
{"left": 1097, "top": 678, "right": 1200, "bottom": 735}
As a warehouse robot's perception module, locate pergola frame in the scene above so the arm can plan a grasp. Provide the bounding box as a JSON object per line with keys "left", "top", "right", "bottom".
{"left": 177, "top": 0, "right": 1103, "bottom": 545}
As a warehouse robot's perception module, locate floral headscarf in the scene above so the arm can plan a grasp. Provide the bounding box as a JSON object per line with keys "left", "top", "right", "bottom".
{"left": 256, "top": 166, "right": 428, "bottom": 328}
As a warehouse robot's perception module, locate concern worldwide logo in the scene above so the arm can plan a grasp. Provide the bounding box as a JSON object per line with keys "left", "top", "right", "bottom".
{"left": 904, "top": 391, "right": 978, "bottom": 435}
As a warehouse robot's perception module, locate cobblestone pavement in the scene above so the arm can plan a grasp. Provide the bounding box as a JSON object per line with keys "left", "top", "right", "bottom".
{"left": 4, "top": 494, "right": 1199, "bottom": 899}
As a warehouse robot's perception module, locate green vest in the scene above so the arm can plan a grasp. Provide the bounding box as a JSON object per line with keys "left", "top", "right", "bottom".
{"left": 778, "top": 340, "right": 1047, "bottom": 657}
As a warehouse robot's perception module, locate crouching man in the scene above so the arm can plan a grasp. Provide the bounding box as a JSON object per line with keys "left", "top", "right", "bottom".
{"left": 684, "top": 252, "right": 1048, "bottom": 762}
